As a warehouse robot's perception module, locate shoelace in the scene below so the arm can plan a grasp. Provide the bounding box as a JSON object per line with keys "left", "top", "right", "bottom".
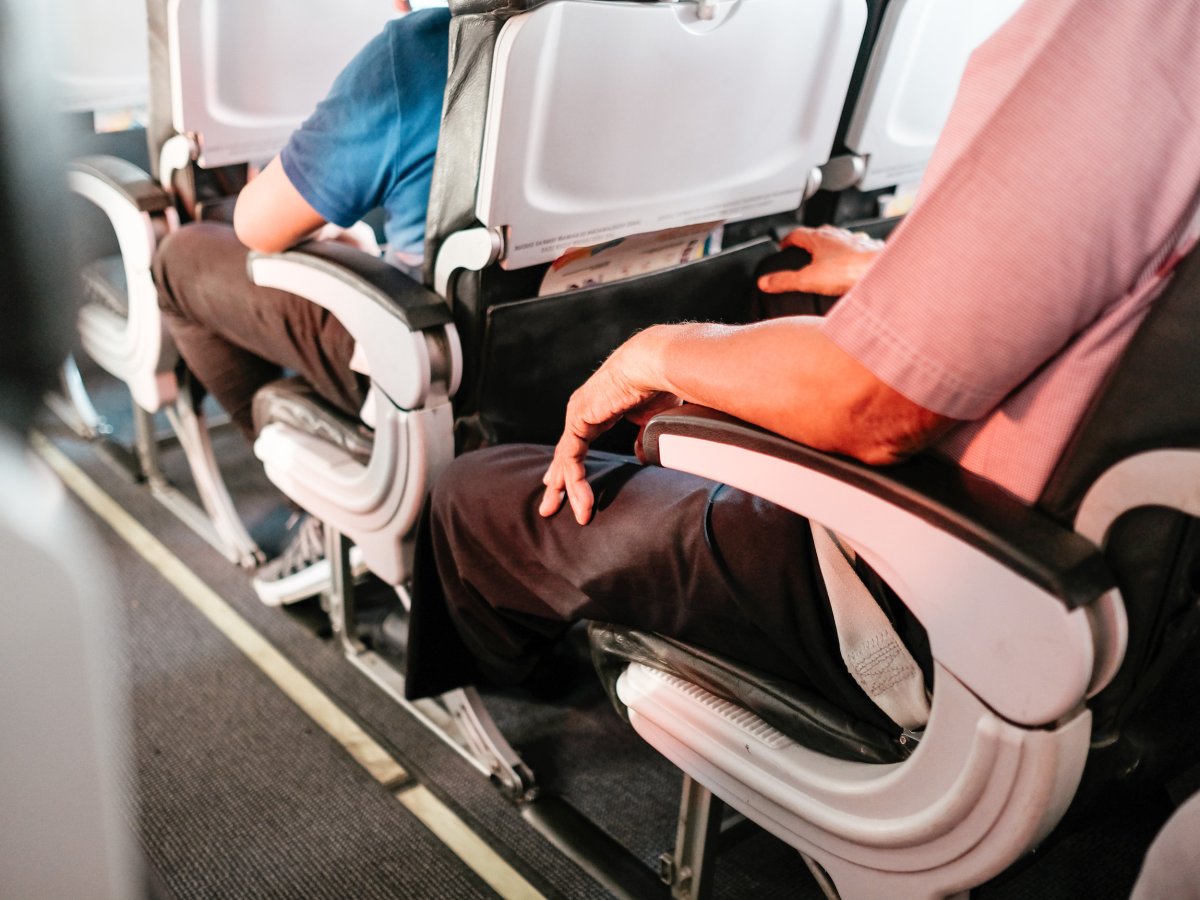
{"left": 272, "top": 515, "right": 325, "bottom": 577}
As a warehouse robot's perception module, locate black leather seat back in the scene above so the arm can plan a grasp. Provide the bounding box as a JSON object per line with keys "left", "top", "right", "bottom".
{"left": 1039, "top": 242, "right": 1200, "bottom": 791}
{"left": 448, "top": 239, "right": 773, "bottom": 451}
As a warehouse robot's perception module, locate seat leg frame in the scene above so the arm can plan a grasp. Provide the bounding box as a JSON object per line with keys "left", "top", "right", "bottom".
{"left": 660, "top": 774, "right": 724, "bottom": 900}
{"left": 323, "top": 525, "right": 538, "bottom": 804}
{"left": 47, "top": 355, "right": 112, "bottom": 440}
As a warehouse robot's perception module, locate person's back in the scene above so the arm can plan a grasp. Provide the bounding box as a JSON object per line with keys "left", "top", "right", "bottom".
{"left": 821, "top": 0, "right": 1200, "bottom": 504}
{"left": 274, "top": 7, "right": 450, "bottom": 271}
{"left": 232, "top": 5, "right": 451, "bottom": 268}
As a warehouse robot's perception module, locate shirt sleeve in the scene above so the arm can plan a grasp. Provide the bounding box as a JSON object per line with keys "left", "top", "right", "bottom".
{"left": 821, "top": 0, "right": 1200, "bottom": 421}
{"left": 279, "top": 23, "right": 403, "bottom": 228}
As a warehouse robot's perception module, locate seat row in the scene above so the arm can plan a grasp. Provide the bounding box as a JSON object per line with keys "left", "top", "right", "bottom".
{"left": 48, "top": 3, "right": 1200, "bottom": 899}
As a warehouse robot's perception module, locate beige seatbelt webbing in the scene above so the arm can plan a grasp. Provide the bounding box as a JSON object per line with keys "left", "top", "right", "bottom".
{"left": 811, "top": 526, "right": 930, "bottom": 730}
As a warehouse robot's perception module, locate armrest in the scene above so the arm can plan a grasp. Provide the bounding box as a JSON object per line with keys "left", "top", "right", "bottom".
{"left": 643, "top": 406, "right": 1121, "bottom": 725}
{"left": 247, "top": 242, "right": 459, "bottom": 411}
{"left": 66, "top": 155, "right": 170, "bottom": 307}
{"left": 69, "top": 156, "right": 170, "bottom": 213}
{"left": 644, "top": 406, "right": 1112, "bottom": 608}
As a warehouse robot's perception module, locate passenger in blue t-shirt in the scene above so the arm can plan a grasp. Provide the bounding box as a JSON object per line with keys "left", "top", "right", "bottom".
{"left": 154, "top": 3, "right": 452, "bottom": 605}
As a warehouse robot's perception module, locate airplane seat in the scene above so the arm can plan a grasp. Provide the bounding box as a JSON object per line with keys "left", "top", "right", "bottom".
{"left": 47, "top": 0, "right": 155, "bottom": 441}
{"left": 587, "top": 234, "right": 1200, "bottom": 896}
{"left": 762, "top": 0, "right": 1023, "bottom": 327}
{"left": 249, "top": 0, "right": 868, "bottom": 590}
{"left": 63, "top": 0, "right": 396, "bottom": 568}
{"left": 50, "top": 0, "right": 149, "bottom": 118}
{"left": 245, "top": 0, "right": 868, "bottom": 799}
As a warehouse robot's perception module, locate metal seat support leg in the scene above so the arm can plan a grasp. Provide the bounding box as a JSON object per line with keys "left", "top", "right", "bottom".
{"left": 323, "top": 523, "right": 538, "bottom": 804}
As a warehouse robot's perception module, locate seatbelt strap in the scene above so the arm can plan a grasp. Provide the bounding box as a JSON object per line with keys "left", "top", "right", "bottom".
{"left": 811, "top": 525, "right": 930, "bottom": 730}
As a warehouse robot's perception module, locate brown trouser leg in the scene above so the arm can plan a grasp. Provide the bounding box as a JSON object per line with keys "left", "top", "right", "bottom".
{"left": 153, "top": 222, "right": 366, "bottom": 443}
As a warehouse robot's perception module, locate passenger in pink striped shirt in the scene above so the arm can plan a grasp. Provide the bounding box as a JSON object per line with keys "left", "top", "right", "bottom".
{"left": 405, "top": 0, "right": 1200, "bottom": 732}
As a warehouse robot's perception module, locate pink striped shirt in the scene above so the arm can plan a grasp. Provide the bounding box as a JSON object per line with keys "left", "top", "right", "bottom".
{"left": 823, "top": 0, "right": 1200, "bottom": 503}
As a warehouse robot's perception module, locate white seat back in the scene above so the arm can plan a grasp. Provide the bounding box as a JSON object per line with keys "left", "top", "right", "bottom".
{"left": 477, "top": 0, "right": 867, "bottom": 270}
{"left": 167, "top": 0, "right": 397, "bottom": 167}
{"left": 51, "top": 0, "right": 149, "bottom": 113}
{"left": 0, "top": 433, "right": 136, "bottom": 900}
{"left": 844, "top": 0, "right": 1024, "bottom": 191}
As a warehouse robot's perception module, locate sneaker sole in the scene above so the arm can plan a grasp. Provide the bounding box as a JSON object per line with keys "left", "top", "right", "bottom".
{"left": 253, "top": 546, "right": 369, "bottom": 607}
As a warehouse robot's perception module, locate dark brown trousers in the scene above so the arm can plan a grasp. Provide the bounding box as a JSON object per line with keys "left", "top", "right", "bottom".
{"left": 153, "top": 222, "right": 366, "bottom": 443}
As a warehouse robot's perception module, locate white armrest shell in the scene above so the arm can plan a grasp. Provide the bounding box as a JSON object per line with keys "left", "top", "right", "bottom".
{"left": 248, "top": 252, "right": 460, "bottom": 410}
{"left": 67, "top": 158, "right": 179, "bottom": 411}
{"left": 641, "top": 406, "right": 1123, "bottom": 727}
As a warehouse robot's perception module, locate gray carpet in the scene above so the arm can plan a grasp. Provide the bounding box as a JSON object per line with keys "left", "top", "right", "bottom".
{"left": 122, "top": 555, "right": 494, "bottom": 900}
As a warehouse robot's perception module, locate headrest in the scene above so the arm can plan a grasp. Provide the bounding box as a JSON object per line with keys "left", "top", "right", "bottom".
{"left": 50, "top": 0, "right": 148, "bottom": 113}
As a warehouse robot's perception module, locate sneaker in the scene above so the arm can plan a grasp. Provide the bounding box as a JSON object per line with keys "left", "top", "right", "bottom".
{"left": 252, "top": 513, "right": 367, "bottom": 606}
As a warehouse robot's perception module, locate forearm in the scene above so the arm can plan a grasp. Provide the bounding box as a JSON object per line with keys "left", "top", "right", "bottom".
{"left": 640, "top": 319, "right": 952, "bottom": 464}
{"left": 542, "top": 315, "right": 954, "bottom": 524}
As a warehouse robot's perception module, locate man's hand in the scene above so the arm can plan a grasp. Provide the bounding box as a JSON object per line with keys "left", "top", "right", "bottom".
{"left": 539, "top": 328, "right": 679, "bottom": 525}
{"left": 757, "top": 225, "right": 884, "bottom": 296}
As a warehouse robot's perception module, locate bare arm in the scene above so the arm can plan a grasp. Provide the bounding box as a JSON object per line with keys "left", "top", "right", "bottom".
{"left": 540, "top": 318, "right": 957, "bottom": 524}
{"left": 232, "top": 155, "right": 327, "bottom": 253}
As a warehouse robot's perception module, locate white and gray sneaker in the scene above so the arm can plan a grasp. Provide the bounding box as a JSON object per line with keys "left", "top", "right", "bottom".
{"left": 252, "top": 513, "right": 367, "bottom": 606}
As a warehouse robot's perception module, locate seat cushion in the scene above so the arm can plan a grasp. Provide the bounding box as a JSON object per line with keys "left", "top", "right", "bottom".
{"left": 252, "top": 376, "right": 374, "bottom": 464}
{"left": 80, "top": 255, "right": 129, "bottom": 318}
{"left": 588, "top": 622, "right": 909, "bottom": 764}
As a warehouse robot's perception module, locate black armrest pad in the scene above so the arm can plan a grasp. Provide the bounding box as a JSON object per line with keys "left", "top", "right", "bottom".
{"left": 644, "top": 406, "right": 1114, "bottom": 610}
{"left": 256, "top": 241, "right": 452, "bottom": 332}
{"left": 70, "top": 156, "right": 171, "bottom": 213}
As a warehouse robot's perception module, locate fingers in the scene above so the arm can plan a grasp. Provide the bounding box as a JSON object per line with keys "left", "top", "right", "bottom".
{"left": 537, "top": 342, "right": 666, "bottom": 525}
{"left": 757, "top": 269, "right": 827, "bottom": 295}
{"left": 781, "top": 225, "right": 879, "bottom": 255}
{"left": 539, "top": 470, "right": 565, "bottom": 518}
{"left": 565, "top": 465, "right": 595, "bottom": 525}
{"left": 538, "top": 437, "right": 595, "bottom": 524}
{"left": 779, "top": 227, "right": 822, "bottom": 252}
{"left": 779, "top": 225, "right": 850, "bottom": 252}
{"left": 540, "top": 465, "right": 593, "bottom": 524}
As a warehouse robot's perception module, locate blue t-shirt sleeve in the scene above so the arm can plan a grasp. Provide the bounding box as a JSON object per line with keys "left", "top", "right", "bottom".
{"left": 280, "top": 23, "right": 404, "bottom": 228}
